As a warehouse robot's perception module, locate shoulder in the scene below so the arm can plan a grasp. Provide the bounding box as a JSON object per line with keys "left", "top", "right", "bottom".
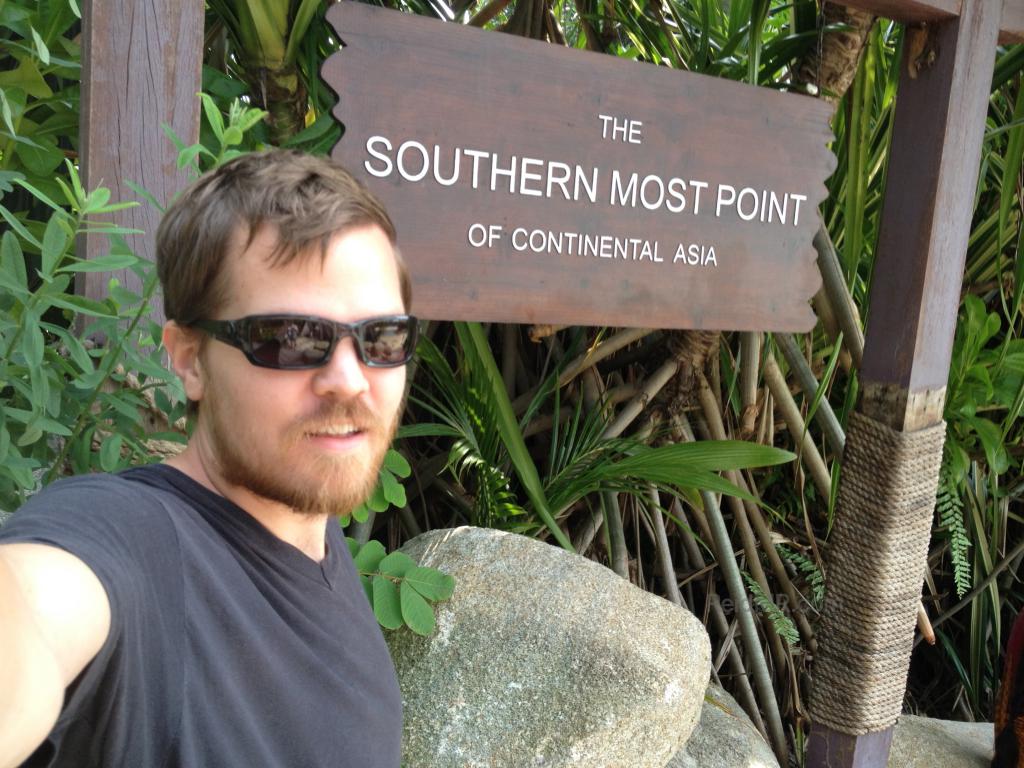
{"left": 2, "top": 467, "right": 178, "bottom": 541}
{"left": 0, "top": 467, "right": 186, "bottom": 615}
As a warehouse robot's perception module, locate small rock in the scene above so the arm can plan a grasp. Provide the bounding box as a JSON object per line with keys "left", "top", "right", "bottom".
{"left": 389, "top": 526, "right": 711, "bottom": 768}
{"left": 667, "top": 684, "right": 779, "bottom": 768}
{"left": 888, "top": 715, "right": 992, "bottom": 768}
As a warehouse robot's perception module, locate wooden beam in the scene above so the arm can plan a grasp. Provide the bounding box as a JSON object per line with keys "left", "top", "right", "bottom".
{"left": 807, "top": 0, "right": 1002, "bottom": 764}
{"left": 1001, "top": 1, "right": 1024, "bottom": 44}
{"left": 835, "top": 0, "right": 959, "bottom": 24}
{"left": 79, "top": 0, "right": 204, "bottom": 324}
{"left": 838, "top": 0, "right": 1024, "bottom": 44}
{"left": 858, "top": 0, "right": 1000, "bottom": 430}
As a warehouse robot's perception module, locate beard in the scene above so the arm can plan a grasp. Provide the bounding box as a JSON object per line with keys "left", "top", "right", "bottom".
{"left": 203, "top": 390, "right": 399, "bottom": 518}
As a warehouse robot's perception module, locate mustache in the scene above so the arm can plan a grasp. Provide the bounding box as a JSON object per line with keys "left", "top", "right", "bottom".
{"left": 291, "top": 402, "right": 381, "bottom": 435}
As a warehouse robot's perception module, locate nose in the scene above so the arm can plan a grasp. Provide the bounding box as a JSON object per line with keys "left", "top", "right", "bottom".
{"left": 310, "top": 336, "right": 370, "bottom": 399}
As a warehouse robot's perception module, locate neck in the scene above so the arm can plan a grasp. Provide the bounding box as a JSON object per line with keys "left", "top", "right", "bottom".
{"left": 165, "top": 440, "right": 330, "bottom": 562}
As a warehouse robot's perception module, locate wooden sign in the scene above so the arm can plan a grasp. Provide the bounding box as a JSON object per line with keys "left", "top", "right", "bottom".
{"left": 324, "top": 3, "right": 836, "bottom": 331}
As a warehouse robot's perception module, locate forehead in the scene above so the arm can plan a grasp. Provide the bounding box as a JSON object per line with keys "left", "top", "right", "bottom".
{"left": 220, "top": 224, "right": 403, "bottom": 320}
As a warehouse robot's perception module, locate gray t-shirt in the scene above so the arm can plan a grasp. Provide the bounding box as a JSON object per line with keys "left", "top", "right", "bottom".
{"left": 1, "top": 464, "right": 402, "bottom": 767}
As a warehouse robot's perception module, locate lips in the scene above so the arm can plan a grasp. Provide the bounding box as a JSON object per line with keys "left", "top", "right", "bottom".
{"left": 309, "top": 424, "right": 363, "bottom": 438}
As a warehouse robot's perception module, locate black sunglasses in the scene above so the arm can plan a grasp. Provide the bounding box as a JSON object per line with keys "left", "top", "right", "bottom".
{"left": 191, "top": 314, "right": 418, "bottom": 370}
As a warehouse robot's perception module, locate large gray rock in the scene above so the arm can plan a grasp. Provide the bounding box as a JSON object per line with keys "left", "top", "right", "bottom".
{"left": 888, "top": 715, "right": 993, "bottom": 768}
{"left": 668, "top": 684, "right": 779, "bottom": 768}
{"left": 389, "top": 526, "right": 711, "bottom": 768}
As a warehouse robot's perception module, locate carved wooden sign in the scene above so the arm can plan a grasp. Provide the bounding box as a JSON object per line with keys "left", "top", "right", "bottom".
{"left": 324, "top": 2, "right": 836, "bottom": 331}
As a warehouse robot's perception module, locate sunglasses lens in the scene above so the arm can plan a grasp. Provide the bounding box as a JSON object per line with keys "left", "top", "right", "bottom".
{"left": 249, "top": 318, "right": 332, "bottom": 368}
{"left": 360, "top": 318, "right": 415, "bottom": 366}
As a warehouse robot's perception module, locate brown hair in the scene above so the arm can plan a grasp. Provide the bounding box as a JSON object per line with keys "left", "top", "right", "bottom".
{"left": 156, "top": 149, "right": 412, "bottom": 324}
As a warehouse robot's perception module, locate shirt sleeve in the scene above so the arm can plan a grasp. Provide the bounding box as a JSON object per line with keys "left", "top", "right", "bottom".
{"left": 0, "top": 473, "right": 184, "bottom": 765}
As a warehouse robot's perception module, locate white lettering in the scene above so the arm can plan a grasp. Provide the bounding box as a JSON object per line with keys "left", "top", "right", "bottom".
{"left": 396, "top": 140, "right": 430, "bottom": 182}
{"left": 611, "top": 171, "right": 638, "bottom": 207}
{"left": 364, "top": 136, "right": 393, "bottom": 178}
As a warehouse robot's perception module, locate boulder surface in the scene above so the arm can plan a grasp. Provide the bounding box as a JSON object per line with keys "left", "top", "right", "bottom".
{"left": 668, "top": 684, "right": 779, "bottom": 768}
{"left": 888, "top": 715, "right": 993, "bottom": 768}
{"left": 389, "top": 526, "right": 711, "bottom": 768}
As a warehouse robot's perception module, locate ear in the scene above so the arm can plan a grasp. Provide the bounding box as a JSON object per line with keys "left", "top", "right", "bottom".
{"left": 163, "top": 321, "right": 206, "bottom": 403}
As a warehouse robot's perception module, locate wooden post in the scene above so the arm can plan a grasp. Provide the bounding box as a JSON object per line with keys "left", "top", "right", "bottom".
{"left": 79, "top": 0, "right": 204, "bottom": 323}
{"left": 806, "top": 1, "right": 1001, "bottom": 765}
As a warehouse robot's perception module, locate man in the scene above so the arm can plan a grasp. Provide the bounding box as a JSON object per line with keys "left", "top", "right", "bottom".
{"left": 995, "top": 609, "right": 1024, "bottom": 767}
{"left": 0, "top": 150, "right": 415, "bottom": 767}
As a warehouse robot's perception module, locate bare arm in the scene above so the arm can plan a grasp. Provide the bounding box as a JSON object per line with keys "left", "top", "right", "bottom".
{"left": 0, "top": 543, "right": 111, "bottom": 768}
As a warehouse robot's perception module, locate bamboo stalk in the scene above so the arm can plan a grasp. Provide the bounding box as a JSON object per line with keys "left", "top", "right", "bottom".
{"left": 602, "top": 359, "right": 679, "bottom": 439}
{"left": 775, "top": 332, "right": 846, "bottom": 459}
{"left": 739, "top": 332, "right": 762, "bottom": 436}
{"left": 678, "top": 410, "right": 789, "bottom": 764}
{"left": 501, "top": 323, "right": 518, "bottom": 397}
{"left": 814, "top": 224, "right": 865, "bottom": 367}
{"left": 674, "top": 500, "right": 769, "bottom": 740}
{"left": 695, "top": 376, "right": 789, "bottom": 667}
{"left": 811, "top": 287, "right": 854, "bottom": 373}
{"left": 762, "top": 354, "right": 833, "bottom": 500}
{"left": 528, "top": 323, "right": 568, "bottom": 341}
{"left": 915, "top": 535, "right": 1024, "bottom": 647}
{"left": 648, "top": 485, "right": 683, "bottom": 606}
{"left": 397, "top": 504, "right": 423, "bottom": 539}
{"left": 512, "top": 327, "right": 653, "bottom": 415}
{"left": 603, "top": 490, "right": 629, "bottom": 579}
{"left": 348, "top": 512, "right": 375, "bottom": 546}
{"left": 572, "top": 369, "right": 608, "bottom": 554}
{"left": 468, "top": 0, "right": 513, "bottom": 26}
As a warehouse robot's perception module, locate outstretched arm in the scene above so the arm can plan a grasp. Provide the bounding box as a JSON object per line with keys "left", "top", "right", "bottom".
{"left": 0, "top": 544, "right": 110, "bottom": 768}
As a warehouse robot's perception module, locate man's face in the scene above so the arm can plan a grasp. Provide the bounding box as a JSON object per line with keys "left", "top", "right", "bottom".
{"left": 194, "top": 224, "right": 407, "bottom": 518}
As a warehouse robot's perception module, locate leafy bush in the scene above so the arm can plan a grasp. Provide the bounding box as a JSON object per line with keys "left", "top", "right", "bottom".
{"left": 0, "top": 163, "right": 185, "bottom": 513}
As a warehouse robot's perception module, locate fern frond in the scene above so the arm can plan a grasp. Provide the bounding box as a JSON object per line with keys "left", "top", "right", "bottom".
{"left": 777, "top": 546, "right": 825, "bottom": 610}
{"left": 743, "top": 572, "right": 800, "bottom": 647}
{"left": 936, "top": 445, "right": 971, "bottom": 599}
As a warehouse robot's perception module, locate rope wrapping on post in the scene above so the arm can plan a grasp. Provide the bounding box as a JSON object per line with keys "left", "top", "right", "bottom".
{"left": 809, "top": 410, "right": 946, "bottom": 735}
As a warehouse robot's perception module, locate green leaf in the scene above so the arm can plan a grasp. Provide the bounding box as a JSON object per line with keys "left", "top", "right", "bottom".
{"left": 404, "top": 566, "right": 455, "bottom": 601}
{"left": 366, "top": 483, "right": 389, "bottom": 512}
{"left": 0, "top": 88, "right": 15, "bottom": 136}
{"left": 0, "top": 424, "right": 10, "bottom": 462}
{"left": 371, "top": 577, "right": 403, "bottom": 630}
{"left": 30, "top": 27, "right": 50, "bottom": 65}
{"left": 20, "top": 323, "right": 44, "bottom": 368}
{"left": 200, "top": 92, "right": 225, "bottom": 141}
{"left": 176, "top": 143, "right": 209, "bottom": 170}
{"left": 40, "top": 213, "right": 68, "bottom": 277}
{"left": 222, "top": 125, "right": 243, "bottom": 147}
{"left": 346, "top": 536, "right": 360, "bottom": 558}
{"left": 380, "top": 470, "right": 407, "bottom": 507}
{"left": 378, "top": 551, "right": 415, "bottom": 578}
{"left": 124, "top": 179, "right": 165, "bottom": 213}
{"left": 32, "top": 417, "right": 71, "bottom": 437}
{"left": 16, "top": 425, "right": 42, "bottom": 447}
{"left": 400, "top": 580, "right": 436, "bottom": 636}
{"left": 12, "top": 178, "right": 63, "bottom": 213}
{"left": 14, "top": 131, "right": 62, "bottom": 176}
{"left": 46, "top": 294, "right": 116, "bottom": 318}
{"left": 57, "top": 252, "right": 139, "bottom": 273}
{"left": 353, "top": 539, "right": 386, "bottom": 573}
{"left": 0, "top": 58, "right": 51, "bottom": 98}
{"left": 0, "top": 231, "right": 28, "bottom": 293}
{"left": 82, "top": 187, "right": 111, "bottom": 213}
{"left": 0, "top": 205, "right": 41, "bottom": 249}
{"left": 99, "top": 433, "right": 123, "bottom": 472}
{"left": 384, "top": 449, "right": 412, "bottom": 477}
{"left": 456, "top": 321, "right": 573, "bottom": 551}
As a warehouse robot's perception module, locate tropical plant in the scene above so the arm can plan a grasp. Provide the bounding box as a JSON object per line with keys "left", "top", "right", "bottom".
{"left": 0, "top": 162, "right": 186, "bottom": 514}
{"left": 0, "top": 0, "right": 81, "bottom": 244}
